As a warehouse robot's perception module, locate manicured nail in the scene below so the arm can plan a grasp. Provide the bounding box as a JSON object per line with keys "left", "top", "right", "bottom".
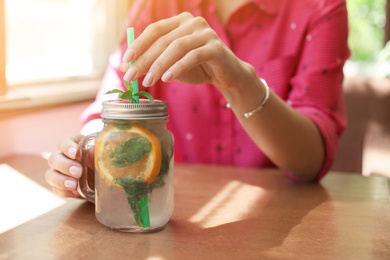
{"left": 124, "top": 67, "right": 137, "bottom": 81}
{"left": 69, "top": 165, "right": 82, "bottom": 177}
{"left": 68, "top": 147, "right": 77, "bottom": 158}
{"left": 122, "top": 49, "right": 135, "bottom": 62}
{"left": 162, "top": 70, "right": 174, "bottom": 82}
{"left": 143, "top": 71, "right": 154, "bottom": 87}
{"left": 120, "top": 62, "right": 129, "bottom": 72}
{"left": 64, "top": 179, "right": 77, "bottom": 189}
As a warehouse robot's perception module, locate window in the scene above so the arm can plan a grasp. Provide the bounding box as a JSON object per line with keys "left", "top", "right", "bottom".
{"left": 0, "top": 0, "right": 132, "bottom": 113}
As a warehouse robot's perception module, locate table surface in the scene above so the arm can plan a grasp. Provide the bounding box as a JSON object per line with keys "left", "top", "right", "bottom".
{"left": 1, "top": 155, "right": 390, "bottom": 260}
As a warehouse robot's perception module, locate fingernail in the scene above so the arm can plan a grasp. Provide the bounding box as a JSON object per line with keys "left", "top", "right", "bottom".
{"left": 162, "top": 70, "right": 174, "bottom": 82}
{"left": 124, "top": 67, "right": 137, "bottom": 82}
{"left": 120, "top": 62, "right": 129, "bottom": 72}
{"left": 122, "top": 49, "right": 135, "bottom": 62}
{"left": 64, "top": 179, "right": 77, "bottom": 189}
{"left": 143, "top": 71, "right": 154, "bottom": 87}
{"left": 69, "top": 165, "right": 82, "bottom": 177}
{"left": 68, "top": 147, "right": 77, "bottom": 158}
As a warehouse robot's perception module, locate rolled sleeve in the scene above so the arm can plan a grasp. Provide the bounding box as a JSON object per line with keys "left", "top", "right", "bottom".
{"left": 283, "top": 0, "right": 350, "bottom": 180}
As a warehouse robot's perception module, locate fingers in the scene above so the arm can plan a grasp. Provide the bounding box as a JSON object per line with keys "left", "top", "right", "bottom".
{"left": 148, "top": 29, "right": 217, "bottom": 82}
{"left": 45, "top": 168, "right": 80, "bottom": 198}
{"left": 122, "top": 13, "right": 192, "bottom": 84}
{"left": 122, "top": 13, "right": 220, "bottom": 86}
{"left": 58, "top": 134, "right": 84, "bottom": 159}
{"left": 48, "top": 134, "right": 84, "bottom": 179}
{"left": 52, "top": 187, "right": 80, "bottom": 198}
{"left": 124, "top": 12, "right": 191, "bottom": 62}
{"left": 46, "top": 134, "right": 84, "bottom": 198}
{"left": 160, "top": 39, "right": 224, "bottom": 84}
{"left": 47, "top": 151, "right": 83, "bottom": 179}
{"left": 138, "top": 32, "right": 208, "bottom": 87}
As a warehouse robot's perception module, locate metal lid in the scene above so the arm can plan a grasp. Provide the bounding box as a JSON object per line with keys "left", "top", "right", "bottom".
{"left": 102, "top": 99, "right": 168, "bottom": 119}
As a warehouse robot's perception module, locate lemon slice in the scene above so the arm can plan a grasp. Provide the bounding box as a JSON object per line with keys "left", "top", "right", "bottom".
{"left": 95, "top": 125, "right": 162, "bottom": 186}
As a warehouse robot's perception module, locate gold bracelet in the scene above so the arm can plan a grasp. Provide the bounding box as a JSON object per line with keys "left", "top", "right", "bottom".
{"left": 243, "top": 78, "right": 270, "bottom": 118}
{"left": 226, "top": 78, "right": 270, "bottom": 118}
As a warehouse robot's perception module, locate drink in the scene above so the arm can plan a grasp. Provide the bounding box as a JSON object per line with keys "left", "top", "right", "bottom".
{"left": 95, "top": 158, "right": 174, "bottom": 231}
{"left": 79, "top": 100, "right": 174, "bottom": 232}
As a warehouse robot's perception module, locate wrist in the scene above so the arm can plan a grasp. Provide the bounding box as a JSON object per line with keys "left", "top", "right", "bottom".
{"left": 221, "top": 65, "right": 268, "bottom": 118}
{"left": 226, "top": 78, "right": 270, "bottom": 118}
{"left": 243, "top": 78, "right": 270, "bottom": 118}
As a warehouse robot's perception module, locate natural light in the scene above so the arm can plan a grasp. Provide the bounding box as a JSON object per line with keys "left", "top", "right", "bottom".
{"left": 0, "top": 163, "right": 66, "bottom": 234}
{"left": 189, "top": 180, "right": 267, "bottom": 228}
{"left": 5, "top": 0, "right": 116, "bottom": 84}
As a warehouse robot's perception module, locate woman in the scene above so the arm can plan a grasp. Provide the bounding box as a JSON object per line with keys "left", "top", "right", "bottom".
{"left": 46, "top": 0, "right": 350, "bottom": 198}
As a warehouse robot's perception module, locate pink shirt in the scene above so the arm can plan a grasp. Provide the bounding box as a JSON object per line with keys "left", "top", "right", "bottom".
{"left": 81, "top": 0, "right": 350, "bottom": 180}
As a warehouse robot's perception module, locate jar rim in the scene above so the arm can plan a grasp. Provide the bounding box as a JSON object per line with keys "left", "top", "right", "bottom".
{"left": 101, "top": 99, "right": 168, "bottom": 119}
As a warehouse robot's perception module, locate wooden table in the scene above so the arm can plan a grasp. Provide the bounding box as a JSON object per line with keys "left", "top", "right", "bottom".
{"left": 1, "top": 155, "right": 390, "bottom": 260}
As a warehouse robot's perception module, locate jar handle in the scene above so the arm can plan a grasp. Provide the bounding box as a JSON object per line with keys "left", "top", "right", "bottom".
{"left": 77, "top": 133, "right": 98, "bottom": 203}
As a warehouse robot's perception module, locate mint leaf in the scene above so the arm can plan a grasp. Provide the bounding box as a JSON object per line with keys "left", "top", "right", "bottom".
{"left": 150, "top": 152, "right": 170, "bottom": 189}
{"left": 119, "top": 91, "right": 137, "bottom": 103}
{"left": 113, "top": 150, "right": 172, "bottom": 228}
{"left": 123, "top": 80, "right": 133, "bottom": 91}
{"left": 106, "top": 89, "right": 124, "bottom": 95}
{"left": 114, "top": 177, "right": 150, "bottom": 227}
{"left": 109, "top": 136, "right": 152, "bottom": 168}
{"left": 133, "top": 91, "right": 155, "bottom": 103}
{"left": 105, "top": 80, "right": 155, "bottom": 103}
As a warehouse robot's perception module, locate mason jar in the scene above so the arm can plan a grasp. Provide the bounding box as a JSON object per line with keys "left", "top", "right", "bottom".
{"left": 78, "top": 99, "right": 174, "bottom": 232}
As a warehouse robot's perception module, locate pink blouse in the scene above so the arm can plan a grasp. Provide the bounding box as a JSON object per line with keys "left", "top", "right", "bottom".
{"left": 81, "top": 0, "right": 350, "bottom": 180}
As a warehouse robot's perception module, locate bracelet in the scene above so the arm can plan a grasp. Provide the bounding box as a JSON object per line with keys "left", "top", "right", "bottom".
{"left": 226, "top": 78, "right": 270, "bottom": 118}
{"left": 244, "top": 78, "right": 270, "bottom": 118}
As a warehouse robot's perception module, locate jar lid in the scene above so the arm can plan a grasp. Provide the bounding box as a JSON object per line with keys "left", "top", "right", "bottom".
{"left": 102, "top": 99, "right": 168, "bottom": 119}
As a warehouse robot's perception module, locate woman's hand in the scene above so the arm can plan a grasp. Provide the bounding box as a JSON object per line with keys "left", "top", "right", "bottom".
{"left": 45, "top": 134, "right": 84, "bottom": 198}
{"left": 121, "top": 12, "right": 252, "bottom": 91}
{"left": 119, "top": 12, "right": 325, "bottom": 180}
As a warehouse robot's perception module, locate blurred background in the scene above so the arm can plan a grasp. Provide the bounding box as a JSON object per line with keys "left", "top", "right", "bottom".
{"left": 2, "top": 0, "right": 131, "bottom": 86}
{"left": 345, "top": 0, "right": 390, "bottom": 76}
{"left": 348, "top": 0, "right": 386, "bottom": 61}
{"left": 0, "top": 0, "right": 389, "bottom": 176}
{"left": 1, "top": 0, "right": 389, "bottom": 87}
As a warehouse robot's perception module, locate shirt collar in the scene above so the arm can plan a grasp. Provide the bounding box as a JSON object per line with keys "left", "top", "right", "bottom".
{"left": 190, "top": 0, "right": 282, "bottom": 15}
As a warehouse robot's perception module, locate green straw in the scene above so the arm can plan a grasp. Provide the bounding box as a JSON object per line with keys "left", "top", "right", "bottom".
{"left": 127, "top": 27, "right": 139, "bottom": 103}
{"left": 126, "top": 29, "right": 150, "bottom": 228}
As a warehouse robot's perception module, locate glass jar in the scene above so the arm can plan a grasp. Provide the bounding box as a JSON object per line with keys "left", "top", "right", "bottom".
{"left": 78, "top": 99, "right": 174, "bottom": 232}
